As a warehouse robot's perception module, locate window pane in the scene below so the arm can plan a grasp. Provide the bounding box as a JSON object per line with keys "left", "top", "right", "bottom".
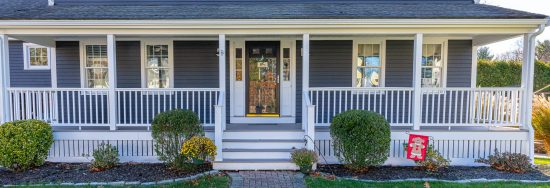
{"left": 366, "top": 56, "right": 380, "bottom": 67}
{"left": 29, "top": 47, "right": 49, "bottom": 66}
{"left": 147, "top": 45, "right": 169, "bottom": 68}
{"left": 147, "top": 68, "right": 170, "bottom": 88}
{"left": 357, "top": 68, "right": 380, "bottom": 87}
{"left": 86, "top": 68, "right": 108, "bottom": 88}
{"left": 84, "top": 45, "right": 108, "bottom": 88}
{"left": 357, "top": 57, "right": 365, "bottom": 67}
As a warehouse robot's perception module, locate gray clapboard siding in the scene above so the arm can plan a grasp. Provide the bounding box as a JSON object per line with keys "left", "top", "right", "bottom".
{"left": 385, "top": 40, "right": 414, "bottom": 87}
{"left": 309, "top": 40, "right": 353, "bottom": 87}
{"left": 9, "top": 41, "right": 52, "bottom": 87}
{"left": 117, "top": 41, "right": 141, "bottom": 88}
{"left": 174, "top": 41, "right": 219, "bottom": 88}
{"left": 56, "top": 41, "right": 81, "bottom": 88}
{"left": 55, "top": 0, "right": 473, "bottom": 6}
{"left": 447, "top": 40, "right": 473, "bottom": 88}
{"left": 296, "top": 41, "right": 303, "bottom": 123}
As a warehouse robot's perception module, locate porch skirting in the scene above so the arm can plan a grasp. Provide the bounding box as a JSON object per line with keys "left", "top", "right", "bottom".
{"left": 46, "top": 129, "right": 529, "bottom": 166}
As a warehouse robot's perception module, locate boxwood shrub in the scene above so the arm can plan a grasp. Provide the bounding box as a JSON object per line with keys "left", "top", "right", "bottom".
{"left": 0, "top": 120, "right": 54, "bottom": 172}
{"left": 151, "top": 109, "right": 203, "bottom": 169}
{"left": 330, "top": 110, "right": 391, "bottom": 171}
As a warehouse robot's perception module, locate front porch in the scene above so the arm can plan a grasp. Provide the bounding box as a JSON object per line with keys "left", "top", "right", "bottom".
{"left": 0, "top": 26, "right": 541, "bottom": 168}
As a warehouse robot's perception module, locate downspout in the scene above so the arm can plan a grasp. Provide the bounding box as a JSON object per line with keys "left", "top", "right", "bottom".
{"left": 527, "top": 18, "right": 549, "bottom": 163}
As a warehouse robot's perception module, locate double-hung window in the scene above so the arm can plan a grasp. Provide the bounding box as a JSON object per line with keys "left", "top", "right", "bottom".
{"left": 81, "top": 43, "right": 109, "bottom": 89}
{"left": 421, "top": 44, "right": 445, "bottom": 88}
{"left": 354, "top": 42, "right": 384, "bottom": 88}
{"left": 23, "top": 43, "right": 51, "bottom": 70}
{"left": 142, "top": 41, "right": 173, "bottom": 88}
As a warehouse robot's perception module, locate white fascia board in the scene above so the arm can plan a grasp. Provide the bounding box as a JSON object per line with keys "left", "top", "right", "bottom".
{"left": 0, "top": 19, "right": 547, "bottom": 28}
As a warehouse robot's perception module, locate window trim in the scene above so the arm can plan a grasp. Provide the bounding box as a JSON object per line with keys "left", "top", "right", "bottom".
{"left": 352, "top": 38, "right": 386, "bottom": 88}
{"left": 23, "top": 43, "right": 52, "bottom": 70}
{"left": 422, "top": 38, "right": 448, "bottom": 88}
{"left": 140, "top": 39, "right": 175, "bottom": 89}
{"left": 79, "top": 39, "right": 109, "bottom": 89}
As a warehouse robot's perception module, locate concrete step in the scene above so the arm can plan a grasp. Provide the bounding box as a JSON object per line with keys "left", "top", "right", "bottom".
{"left": 222, "top": 139, "right": 305, "bottom": 149}
{"left": 213, "top": 159, "right": 299, "bottom": 170}
{"left": 222, "top": 149, "right": 293, "bottom": 160}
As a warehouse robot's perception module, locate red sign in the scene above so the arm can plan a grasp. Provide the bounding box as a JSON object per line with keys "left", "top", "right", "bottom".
{"left": 406, "top": 134, "right": 429, "bottom": 161}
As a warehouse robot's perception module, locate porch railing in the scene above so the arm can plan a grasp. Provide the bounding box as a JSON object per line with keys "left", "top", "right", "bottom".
{"left": 421, "top": 87, "right": 522, "bottom": 127}
{"left": 308, "top": 87, "right": 414, "bottom": 126}
{"left": 6, "top": 88, "right": 220, "bottom": 128}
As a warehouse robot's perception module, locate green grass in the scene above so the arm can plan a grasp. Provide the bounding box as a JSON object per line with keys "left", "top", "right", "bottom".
{"left": 536, "top": 157, "right": 550, "bottom": 165}
{"left": 14, "top": 175, "right": 230, "bottom": 188}
{"left": 306, "top": 176, "right": 550, "bottom": 188}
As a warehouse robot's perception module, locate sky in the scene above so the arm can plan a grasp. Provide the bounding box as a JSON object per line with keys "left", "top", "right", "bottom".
{"left": 482, "top": 0, "right": 550, "bottom": 55}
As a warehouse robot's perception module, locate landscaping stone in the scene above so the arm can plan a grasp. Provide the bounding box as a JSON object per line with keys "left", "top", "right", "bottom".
{"left": 228, "top": 171, "right": 305, "bottom": 188}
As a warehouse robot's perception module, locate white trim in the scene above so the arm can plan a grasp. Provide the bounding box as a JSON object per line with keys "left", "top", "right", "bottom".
{"left": 50, "top": 47, "right": 57, "bottom": 88}
{"left": 0, "top": 19, "right": 546, "bottom": 27}
{"left": 79, "top": 39, "right": 108, "bottom": 89}
{"left": 471, "top": 45, "right": 478, "bottom": 88}
{"left": 107, "top": 35, "right": 117, "bottom": 130}
{"left": 412, "top": 33, "right": 423, "bottom": 131}
{"left": 0, "top": 34, "right": 9, "bottom": 123}
{"left": 421, "top": 38, "right": 448, "bottom": 88}
{"left": 22, "top": 43, "right": 52, "bottom": 70}
{"left": 140, "top": 39, "right": 174, "bottom": 89}
{"left": 352, "top": 38, "right": 386, "bottom": 88}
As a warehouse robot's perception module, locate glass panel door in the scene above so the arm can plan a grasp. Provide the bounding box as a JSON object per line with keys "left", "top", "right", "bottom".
{"left": 246, "top": 42, "right": 280, "bottom": 116}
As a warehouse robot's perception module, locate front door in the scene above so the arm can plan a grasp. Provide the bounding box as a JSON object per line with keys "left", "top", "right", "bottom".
{"left": 246, "top": 41, "right": 280, "bottom": 116}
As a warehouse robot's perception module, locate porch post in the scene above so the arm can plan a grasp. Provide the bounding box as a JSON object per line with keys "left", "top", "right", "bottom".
{"left": 107, "top": 34, "right": 117, "bottom": 131}
{"left": 215, "top": 34, "right": 226, "bottom": 161}
{"left": 521, "top": 33, "right": 537, "bottom": 161}
{"left": 0, "top": 34, "right": 10, "bottom": 123}
{"left": 412, "top": 33, "right": 423, "bottom": 131}
{"left": 302, "top": 34, "right": 310, "bottom": 130}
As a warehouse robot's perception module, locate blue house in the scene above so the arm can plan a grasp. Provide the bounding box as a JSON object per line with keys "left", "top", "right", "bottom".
{"left": 0, "top": 0, "right": 548, "bottom": 170}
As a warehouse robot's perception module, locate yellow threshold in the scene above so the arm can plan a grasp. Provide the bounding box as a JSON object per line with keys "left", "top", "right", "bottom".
{"left": 246, "top": 114, "right": 280, "bottom": 117}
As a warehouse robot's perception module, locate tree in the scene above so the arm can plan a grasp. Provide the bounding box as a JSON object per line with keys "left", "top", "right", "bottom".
{"left": 477, "top": 46, "right": 494, "bottom": 60}
{"left": 496, "top": 40, "right": 523, "bottom": 62}
{"left": 536, "top": 40, "right": 550, "bottom": 62}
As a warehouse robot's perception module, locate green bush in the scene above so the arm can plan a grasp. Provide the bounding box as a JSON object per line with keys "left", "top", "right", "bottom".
{"left": 90, "top": 143, "right": 119, "bottom": 172}
{"left": 151, "top": 109, "right": 203, "bottom": 169}
{"left": 291, "top": 148, "right": 318, "bottom": 174}
{"left": 0, "top": 120, "right": 54, "bottom": 172}
{"left": 533, "top": 95, "right": 550, "bottom": 153}
{"left": 475, "top": 149, "right": 532, "bottom": 173}
{"left": 477, "top": 60, "right": 550, "bottom": 92}
{"left": 330, "top": 110, "right": 391, "bottom": 172}
{"left": 404, "top": 143, "right": 450, "bottom": 173}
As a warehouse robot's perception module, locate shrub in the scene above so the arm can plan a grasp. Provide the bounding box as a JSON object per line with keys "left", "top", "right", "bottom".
{"left": 90, "top": 143, "right": 119, "bottom": 172}
{"left": 0, "top": 120, "right": 53, "bottom": 172}
{"left": 291, "top": 149, "right": 318, "bottom": 174}
{"left": 477, "top": 60, "right": 550, "bottom": 92}
{"left": 152, "top": 109, "right": 204, "bottom": 169}
{"left": 181, "top": 136, "right": 217, "bottom": 164}
{"left": 475, "top": 149, "right": 532, "bottom": 173}
{"left": 533, "top": 95, "right": 550, "bottom": 153}
{"left": 404, "top": 143, "right": 450, "bottom": 173}
{"left": 330, "top": 110, "right": 391, "bottom": 172}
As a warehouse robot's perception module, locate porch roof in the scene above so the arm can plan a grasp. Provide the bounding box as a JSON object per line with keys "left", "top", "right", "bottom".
{"left": 0, "top": 1, "right": 546, "bottom": 20}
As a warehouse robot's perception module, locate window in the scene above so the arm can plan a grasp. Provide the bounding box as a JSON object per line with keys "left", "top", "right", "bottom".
{"left": 422, "top": 44, "right": 444, "bottom": 88}
{"left": 23, "top": 43, "right": 51, "bottom": 70}
{"left": 83, "top": 45, "right": 109, "bottom": 88}
{"left": 235, "top": 48, "right": 243, "bottom": 81}
{"left": 282, "top": 48, "right": 291, "bottom": 81}
{"left": 355, "top": 43, "right": 383, "bottom": 87}
{"left": 144, "top": 44, "right": 172, "bottom": 88}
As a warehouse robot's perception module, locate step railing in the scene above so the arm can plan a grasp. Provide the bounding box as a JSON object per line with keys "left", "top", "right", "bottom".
{"left": 214, "top": 91, "right": 225, "bottom": 161}
{"left": 303, "top": 91, "right": 315, "bottom": 150}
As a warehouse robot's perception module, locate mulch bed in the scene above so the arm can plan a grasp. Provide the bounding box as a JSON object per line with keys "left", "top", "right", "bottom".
{"left": 318, "top": 164, "right": 550, "bottom": 181}
{"left": 0, "top": 162, "right": 212, "bottom": 185}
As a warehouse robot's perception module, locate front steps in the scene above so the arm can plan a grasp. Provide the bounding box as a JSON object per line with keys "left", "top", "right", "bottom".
{"left": 213, "top": 124, "right": 305, "bottom": 170}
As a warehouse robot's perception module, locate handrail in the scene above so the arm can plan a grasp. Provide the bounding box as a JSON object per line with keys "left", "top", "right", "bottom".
{"left": 303, "top": 91, "right": 312, "bottom": 105}
{"left": 217, "top": 91, "right": 225, "bottom": 107}
{"left": 115, "top": 88, "right": 220, "bottom": 92}
{"left": 309, "top": 87, "right": 413, "bottom": 91}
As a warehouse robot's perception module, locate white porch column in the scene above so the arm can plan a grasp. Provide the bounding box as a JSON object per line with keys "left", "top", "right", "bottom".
{"left": 412, "top": 33, "right": 423, "bottom": 131}
{"left": 0, "top": 35, "right": 10, "bottom": 124}
{"left": 471, "top": 45, "right": 478, "bottom": 88}
{"left": 107, "top": 34, "right": 117, "bottom": 130}
{"left": 215, "top": 34, "right": 226, "bottom": 161}
{"left": 302, "top": 34, "right": 310, "bottom": 130}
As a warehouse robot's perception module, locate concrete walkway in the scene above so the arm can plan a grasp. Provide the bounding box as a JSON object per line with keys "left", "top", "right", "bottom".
{"left": 227, "top": 171, "right": 306, "bottom": 188}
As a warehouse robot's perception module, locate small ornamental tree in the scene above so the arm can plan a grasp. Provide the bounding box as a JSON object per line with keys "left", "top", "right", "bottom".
{"left": 0, "top": 120, "right": 54, "bottom": 172}
{"left": 151, "top": 109, "right": 203, "bottom": 169}
{"left": 330, "top": 110, "right": 391, "bottom": 172}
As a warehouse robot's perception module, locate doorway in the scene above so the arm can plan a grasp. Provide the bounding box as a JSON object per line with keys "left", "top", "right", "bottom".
{"left": 245, "top": 41, "right": 280, "bottom": 117}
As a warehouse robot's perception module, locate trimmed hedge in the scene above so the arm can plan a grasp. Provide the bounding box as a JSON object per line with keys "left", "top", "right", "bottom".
{"left": 330, "top": 110, "right": 391, "bottom": 171}
{"left": 0, "top": 120, "right": 54, "bottom": 172}
{"left": 477, "top": 60, "right": 550, "bottom": 91}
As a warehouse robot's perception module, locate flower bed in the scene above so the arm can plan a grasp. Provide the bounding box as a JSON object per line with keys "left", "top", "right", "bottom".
{"left": 318, "top": 164, "right": 550, "bottom": 181}
{"left": 0, "top": 162, "right": 212, "bottom": 185}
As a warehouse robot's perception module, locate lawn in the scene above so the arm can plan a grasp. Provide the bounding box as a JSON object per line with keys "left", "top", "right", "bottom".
{"left": 306, "top": 176, "right": 550, "bottom": 188}
{"left": 536, "top": 157, "right": 550, "bottom": 165}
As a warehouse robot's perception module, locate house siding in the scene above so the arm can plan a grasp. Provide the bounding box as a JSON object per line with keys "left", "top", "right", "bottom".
{"left": 9, "top": 41, "right": 52, "bottom": 87}
{"left": 447, "top": 40, "right": 473, "bottom": 87}
{"left": 55, "top": 0, "right": 473, "bottom": 6}
{"left": 56, "top": 41, "right": 81, "bottom": 88}
{"left": 116, "top": 41, "right": 141, "bottom": 88}
{"left": 385, "top": 40, "right": 414, "bottom": 87}
{"left": 174, "top": 41, "right": 219, "bottom": 88}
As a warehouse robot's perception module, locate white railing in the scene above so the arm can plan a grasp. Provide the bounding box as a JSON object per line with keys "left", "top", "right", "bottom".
{"left": 115, "top": 88, "right": 220, "bottom": 126}
{"left": 308, "top": 87, "right": 414, "bottom": 126}
{"left": 303, "top": 92, "right": 315, "bottom": 150}
{"left": 7, "top": 88, "right": 110, "bottom": 126}
{"left": 214, "top": 91, "right": 225, "bottom": 161}
{"left": 421, "top": 87, "right": 522, "bottom": 127}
